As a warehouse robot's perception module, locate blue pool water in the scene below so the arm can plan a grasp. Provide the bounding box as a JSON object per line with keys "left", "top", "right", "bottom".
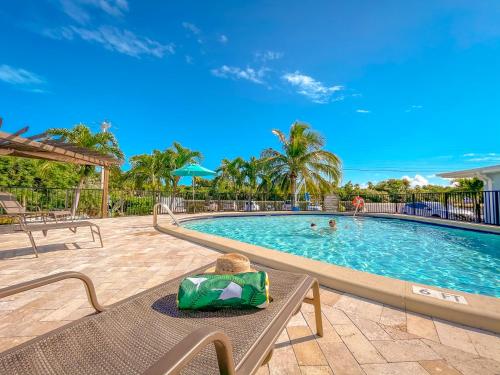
{"left": 184, "top": 215, "right": 500, "bottom": 297}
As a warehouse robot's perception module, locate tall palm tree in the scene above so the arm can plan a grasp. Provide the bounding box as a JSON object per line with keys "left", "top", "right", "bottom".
{"left": 216, "top": 157, "right": 245, "bottom": 196}
{"left": 262, "top": 121, "right": 341, "bottom": 207}
{"left": 169, "top": 142, "right": 202, "bottom": 196}
{"left": 242, "top": 156, "right": 261, "bottom": 198}
{"left": 48, "top": 124, "right": 123, "bottom": 216}
{"left": 128, "top": 150, "right": 166, "bottom": 190}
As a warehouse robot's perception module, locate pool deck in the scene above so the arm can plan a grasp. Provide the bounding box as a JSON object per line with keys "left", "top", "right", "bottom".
{"left": 0, "top": 215, "right": 499, "bottom": 374}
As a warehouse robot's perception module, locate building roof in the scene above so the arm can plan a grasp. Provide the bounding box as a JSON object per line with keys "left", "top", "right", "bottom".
{"left": 0, "top": 125, "right": 120, "bottom": 167}
{"left": 437, "top": 164, "right": 500, "bottom": 178}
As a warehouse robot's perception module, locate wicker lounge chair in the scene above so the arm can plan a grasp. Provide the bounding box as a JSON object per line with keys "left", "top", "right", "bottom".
{"left": 0, "top": 264, "right": 323, "bottom": 374}
{"left": 0, "top": 192, "right": 103, "bottom": 257}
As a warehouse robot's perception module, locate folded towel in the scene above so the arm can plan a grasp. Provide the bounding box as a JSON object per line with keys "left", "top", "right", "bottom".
{"left": 177, "top": 271, "right": 270, "bottom": 310}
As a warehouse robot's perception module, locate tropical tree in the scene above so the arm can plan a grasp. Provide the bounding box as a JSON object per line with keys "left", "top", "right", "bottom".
{"left": 373, "top": 179, "right": 411, "bottom": 195}
{"left": 241, "top": 156, "right": 261, "bottom": 197}
{"left": 0, "top": 157, "right": 80, "bottom": 188}
{"left": 262, "top": 121, "right": 341, "bottom": 207}
{"left": 48, "top": 124, "right": 123, "bottom": 215}
{"left": 169, "top": 142, "right": 202, "bottom": 196}
{"left": 127, "top": 150, "right": 167, "bottom": 190}
{"left": 215, "top": 157, "right": 245, "bottom": 196}
{"left": 453, "top": 177, "right": 484, "bottom": 192}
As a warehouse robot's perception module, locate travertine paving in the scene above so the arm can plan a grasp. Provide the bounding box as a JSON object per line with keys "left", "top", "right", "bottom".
{"left": 0, "top": 215, "right": 499, "bottom": 374}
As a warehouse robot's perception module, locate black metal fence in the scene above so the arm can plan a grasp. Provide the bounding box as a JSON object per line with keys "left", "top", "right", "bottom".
{"left": 1, "top": 186, "right": 499, "bottom": 226}
{"left": 341, "top": 191, "right": 500, "bottom": 225}
{"left": 157, "top": 192, "right": 324, "bottom": 214}
{"left": 0, "top": 187, "right": 324, "bottom": 219}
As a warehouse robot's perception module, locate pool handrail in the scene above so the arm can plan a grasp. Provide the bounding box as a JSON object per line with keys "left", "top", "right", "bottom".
{"left": 153, "top": 202, "right": 181, "bottom": 226}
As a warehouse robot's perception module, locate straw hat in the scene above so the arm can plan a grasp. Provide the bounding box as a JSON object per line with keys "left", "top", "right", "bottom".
{"left": 205, "top": 253, "right": 256, "bottom": 274}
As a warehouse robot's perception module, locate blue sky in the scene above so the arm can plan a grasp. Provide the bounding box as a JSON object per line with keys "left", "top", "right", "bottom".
{"left": 1, "top": 1, "right": 500, "bottom": 187}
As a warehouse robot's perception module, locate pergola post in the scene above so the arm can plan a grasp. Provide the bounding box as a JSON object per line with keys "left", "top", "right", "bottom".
{"left": 101, "top": 167, "right": 110, "bottom": 218}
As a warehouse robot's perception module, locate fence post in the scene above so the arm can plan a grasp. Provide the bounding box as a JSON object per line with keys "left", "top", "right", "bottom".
{"left": 474, "top": 192, "right": 481, "bottom": 223}
{"left": 411, "top": 194, "right": 416, "bottom": 215}
{"left": 444, "top": 193, "right": 449, "bottom": 220}
{"left": 496, "top": 191, "right": 500, "bottom": 226}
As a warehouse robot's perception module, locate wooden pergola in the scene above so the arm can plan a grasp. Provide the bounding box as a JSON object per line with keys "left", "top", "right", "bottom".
{"left": 0, "top": 121, "right": 121, "bottom": 218}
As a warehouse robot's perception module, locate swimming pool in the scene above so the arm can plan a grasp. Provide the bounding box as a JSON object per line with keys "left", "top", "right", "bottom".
{"left": 184, "top": 215, "right": 500, "bottom": 297}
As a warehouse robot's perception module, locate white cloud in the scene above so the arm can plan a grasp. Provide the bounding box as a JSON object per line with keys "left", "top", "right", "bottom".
{"left": 0, "top": 65, "right": 47, "bottom": 93}
{"left": 402, "top": 174, "right": 429, "bottom": 187}
{"left": 255, "top": 50, "right": 283, "bottom": 62}
{"left": 468, "top": 156, "right": 500, "bottom": 162}
{"left": 282, "top": 71, "right": 343, "bottom": 103}
{"left": 356, "top": 109, "right": 370, "bottom": 113}
{"left": 405, "top": 104, "right": 423, "bottom": 112}
{"left": 218, "top": 34, "right": 228, "bottom": 44}
{"left": 45, "top": 26, "right": 174, "bottom": 58}
{"left": 182, "top": 22, "right": 201, "bottom": 35}
{"left": 464, "top": 152, "right": 500, "bottom": 162}
{"left": 211, "top": 65, "right": 267, "bottom": 84}
{"left": 60, "top": 0, "right": 129, "bottom": 24}
{"left": 182, "top": 22, "right": 203, "bottom": 44}
{"left": 0, "top": 65, "right": 44, "bottom": 85}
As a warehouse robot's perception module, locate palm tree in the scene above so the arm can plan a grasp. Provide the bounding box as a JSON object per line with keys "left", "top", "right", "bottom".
{"left": 242, "top": 156, "right": 261, "bottom": 198}
{"left": 127, "top": 150, "right": 166, "bottom": 190}
{"left": 48, "top": 124, "right": 123, "bottom": 216}
{"left": 262, "top": 121, "right": 341, "bottom": 207}
{"left": 216, "top": 157, "right": 245, "bottom": 197}
{"left": 169, "top": 142, "right": 202, "bottom": 196}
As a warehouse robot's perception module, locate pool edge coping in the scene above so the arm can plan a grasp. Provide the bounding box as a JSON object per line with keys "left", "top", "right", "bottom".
{"left": 155, "top": 211, "right": 500, "bottom": 334}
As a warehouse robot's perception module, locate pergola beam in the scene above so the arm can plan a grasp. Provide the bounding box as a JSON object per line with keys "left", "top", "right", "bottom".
{"left": 1, "top": 149, "right": 101, "bottom": 165}
{"left": 0, "top": 130, "right": 119, "bottom": 167}
{"left": 0, "top": 126, "right": 29, "bottom": 146}
{"left": 0, "top": 125, "right": 122, "bottom": 219}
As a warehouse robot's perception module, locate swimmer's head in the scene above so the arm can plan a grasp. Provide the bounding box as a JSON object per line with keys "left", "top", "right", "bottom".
{"left": 328, "top": 219, "right": 337, "bottom": 228}
{"left": 310, "top": 223, "right": 317, "bottom": 227}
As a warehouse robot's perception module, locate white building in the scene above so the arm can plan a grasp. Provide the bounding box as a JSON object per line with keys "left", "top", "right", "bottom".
{"left": 438, "top": 164, "right": 500, "bottom": 191}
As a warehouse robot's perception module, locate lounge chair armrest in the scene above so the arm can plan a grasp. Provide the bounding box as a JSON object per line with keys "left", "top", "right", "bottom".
{"left": 0, "top": 271, "right": 107, "bottom": 313}
{"left": 144, "top": 326, "right": 236, "bottom": 375}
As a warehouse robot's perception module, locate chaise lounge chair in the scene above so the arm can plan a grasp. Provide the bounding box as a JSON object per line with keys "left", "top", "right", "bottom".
{"left": 0, "top": 191, "right": 72, "bottom": 222}
{"left": 0, "top": 263, "right": 323, "bottom": 374}
{"left": 0, "top": 192, "right": 103, "bottom": 257}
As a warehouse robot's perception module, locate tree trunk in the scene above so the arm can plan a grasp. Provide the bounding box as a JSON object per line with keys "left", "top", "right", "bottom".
{"left": 71, "top": 177, "right": 85, "bottom": 217}
{"left": 172, "top": 176, "right": 180, "bottom": 197}
{"left": 290, "top": 174, "right": 297, "bottom": 208}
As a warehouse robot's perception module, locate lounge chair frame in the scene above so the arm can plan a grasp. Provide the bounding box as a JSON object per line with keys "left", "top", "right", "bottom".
{"left": 0, "top": 265, "right": 323, "bottom": 374}
{"left": 0, "top": 192, "right": 103, "bottom": 257}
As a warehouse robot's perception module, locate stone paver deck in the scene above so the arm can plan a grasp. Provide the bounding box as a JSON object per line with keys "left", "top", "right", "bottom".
{"left": 0, "top": 215, "right": 499, "bottom": 374}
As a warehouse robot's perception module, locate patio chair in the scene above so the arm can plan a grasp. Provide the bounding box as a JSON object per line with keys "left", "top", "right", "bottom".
{"left": 0, "top": 192, "right": 103, "bottom": 258}
{"left": 0, "top": 263, "right": 323, "bottom": 374}
{"left": 0, "top": 191, "right": 72, "bottom": 222}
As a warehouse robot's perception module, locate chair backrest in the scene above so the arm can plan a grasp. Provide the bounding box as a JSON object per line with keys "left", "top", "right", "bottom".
{"left": 0, "top": 192, "right": 26, "bottom": 215}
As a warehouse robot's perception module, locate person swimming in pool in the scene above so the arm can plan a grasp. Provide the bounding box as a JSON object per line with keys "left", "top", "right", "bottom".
{"left": 310, "top": 223, "right": 317, "bottom": 229}
{"left": 328, "top": 219, "right": 337, "bottom": 230}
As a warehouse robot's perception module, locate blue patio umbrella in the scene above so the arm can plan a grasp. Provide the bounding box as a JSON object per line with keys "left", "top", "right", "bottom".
{"left": 172, "top": 163, "right": 216, "bottom": 211}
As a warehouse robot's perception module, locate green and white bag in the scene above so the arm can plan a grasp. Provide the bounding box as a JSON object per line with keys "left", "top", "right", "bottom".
{"left": 177, "top": 271, "right": 270, "bottom": 310}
